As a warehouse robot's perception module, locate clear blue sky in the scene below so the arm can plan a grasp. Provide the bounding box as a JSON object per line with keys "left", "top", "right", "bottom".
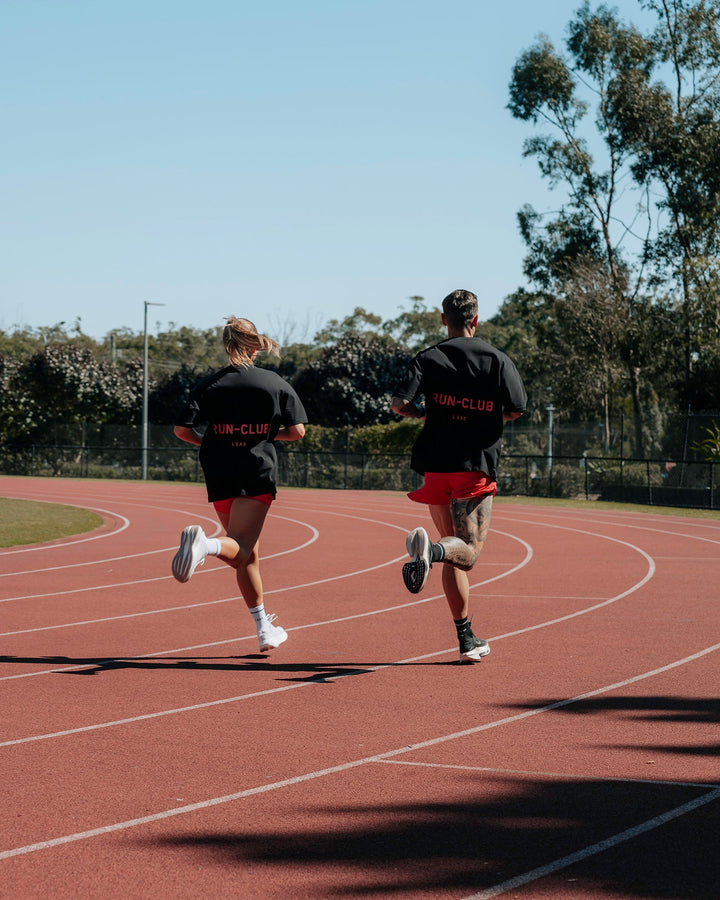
{"left": 2, "top": 0, "right": 650, "bottom": 342}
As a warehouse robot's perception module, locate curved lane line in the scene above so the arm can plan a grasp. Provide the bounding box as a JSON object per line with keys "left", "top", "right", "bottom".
{"left": 0, "top": 515, "right": 320, "bottom": 603}
{"left": 0, "top": 516, "right": 649, "bottom": 681}
{"left": 1, "top": 640, "right": 718, "bottom": 858}
{"left": 0, "top": 530, "right": 531, "bottom": 640}
{"left": 0, "top": 507, "right": 131, "bottom": 558}
{"left": 0, "top": 513, "right": 317, "bottom": 578}
{"left": 498, "top": 508, "right": 720, "bottom": 546}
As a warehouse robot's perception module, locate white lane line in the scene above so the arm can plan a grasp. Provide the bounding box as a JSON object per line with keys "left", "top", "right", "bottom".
{"left": 0, "top": 530, "right": 532, "bottom": 661}
{"left": 0, "top": 598, "right": 234, "bottom": 638}
{"left": 0, "top": 679, "right": 317, "bottom": 747}
{"left": 0, "top": 506, "right": 131, "bottom": 559}
{"left": 498, "top": 508, "right": 720, "bottom": 542}
{"left": 0, "top": 498, "right": 431, "bottom": 600}
{"left": 377, "top": 759, "right": 720, "bottom": 791}
{"left": 4, "top": 605, "right": 717, "bottom": 749}
{"left": 1, "top": 641, "right": 718, "bottom": 860}
{"left": 0, "top": 508, "right": 312, "bottom": 576}
{"left": 0, "top": 515, "right": 319, "bottom": 603}
{"left": 0, "top": 552, "right": 405, "bottom": 620}
{"left": 0, "top": 516, "right": 320, "bottom": 603}
{"left": 481, "top": 521, "right": 656, "bottom": 641}
{"left": 0, "top": 520, "right": 650, "bottom": 690}
{"left": 2, "top": 546, "right": 182, "bottom": 577}
{"left": 461, "top": 787, "right": 720, "bottom": 899}
{"left": 0, "top": 517, "right": 528, "bottom": 631}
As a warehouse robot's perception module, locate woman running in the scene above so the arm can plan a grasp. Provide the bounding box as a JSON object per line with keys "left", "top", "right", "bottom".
{"left": 171, "top": 316, "right": 307, "bottom": 652}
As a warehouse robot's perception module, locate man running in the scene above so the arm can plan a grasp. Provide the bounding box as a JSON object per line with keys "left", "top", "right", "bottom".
{"left": 391, "top": 289, "right": 526, "bottom": 662}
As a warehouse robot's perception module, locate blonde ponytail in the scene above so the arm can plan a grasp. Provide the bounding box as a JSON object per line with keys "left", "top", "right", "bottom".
{"left": 222, "top": 317, "right": 280, "bottom": 368}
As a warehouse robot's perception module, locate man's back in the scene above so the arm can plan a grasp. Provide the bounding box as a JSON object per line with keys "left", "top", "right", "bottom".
{"left": 394, "top": 335, "right": 526, "bottom": 478}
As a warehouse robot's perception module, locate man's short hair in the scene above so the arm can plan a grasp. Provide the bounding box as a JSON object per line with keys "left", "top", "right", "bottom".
{"left": 442, "top": 290, "right": 478, "bottom": 328}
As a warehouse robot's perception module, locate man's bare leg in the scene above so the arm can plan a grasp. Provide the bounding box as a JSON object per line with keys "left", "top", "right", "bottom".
{"left": 430, "top": 493, "right": 493, "bottom": 619}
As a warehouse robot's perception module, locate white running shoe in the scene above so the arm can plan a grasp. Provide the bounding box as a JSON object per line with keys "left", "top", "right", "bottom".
{"left": 402, "top": 526, "right": 432, "bottom": 593}
{"left": 171, "top": 525, "right": 207, "bottom": 583}
{"left": 258, "top": 614, "right": 288, "bottom": 652}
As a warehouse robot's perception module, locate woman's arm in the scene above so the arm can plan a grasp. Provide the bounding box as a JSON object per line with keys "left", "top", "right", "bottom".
{"left": 174, "top": 425, "right": 202, "bottom": 446}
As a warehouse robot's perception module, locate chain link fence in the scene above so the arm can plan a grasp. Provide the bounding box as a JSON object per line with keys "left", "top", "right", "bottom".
{"left": 1, "top": 440, "right": 717, "bottom": 510}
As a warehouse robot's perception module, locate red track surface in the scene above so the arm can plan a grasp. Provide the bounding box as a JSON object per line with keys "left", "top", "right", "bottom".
{"left": 1, "top": 475, "right": 718, "bottom": 899}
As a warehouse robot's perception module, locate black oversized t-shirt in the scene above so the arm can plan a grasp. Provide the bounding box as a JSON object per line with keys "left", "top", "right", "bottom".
{"left": 392, "top": 337, "right": 526, "bottom": 478}
{"left": 176, "top": 365, "right": 307, "bottom": 502}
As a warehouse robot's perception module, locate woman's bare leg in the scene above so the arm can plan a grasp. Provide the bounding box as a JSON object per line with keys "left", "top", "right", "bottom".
{"left": 215, "top": 497, "right": 269, "bottom": 609}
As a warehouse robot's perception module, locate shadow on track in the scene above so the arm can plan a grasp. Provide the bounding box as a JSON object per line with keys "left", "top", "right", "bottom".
{"left": 508, "top": 695, "right": 720, "bottom": 758}
{"left": 0, "top": 654, "right": 460, "bottom": 679}
{"left": 137, "top": 776, "right": 720, "bottom": 899}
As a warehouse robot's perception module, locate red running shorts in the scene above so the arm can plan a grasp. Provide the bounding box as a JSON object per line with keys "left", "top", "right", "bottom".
{"left": 408, "top": 471, "right": 497, "bottom": 505}
{"left": 213, "top": 494, "right": 274, "bottom": 515}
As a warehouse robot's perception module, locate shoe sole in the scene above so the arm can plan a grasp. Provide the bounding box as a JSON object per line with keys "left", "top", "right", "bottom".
{"left": 460, "top": 643, "right": 491, "bottom": 663}
{"left": 172, "top": 525, "right": 203, "bottom": 583}
{"left": 402, "top": 559, "right": 429, "bottom": 593}
{"left": 403, "top": 528, "right": 431, "bottom": 593}
{"left": 259, "top": 628, "right": 288, "bottom": 652}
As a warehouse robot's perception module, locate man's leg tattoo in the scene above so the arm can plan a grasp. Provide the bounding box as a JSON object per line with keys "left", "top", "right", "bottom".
{"left": 439, "top": 494, "right": 494, "bottom": 571}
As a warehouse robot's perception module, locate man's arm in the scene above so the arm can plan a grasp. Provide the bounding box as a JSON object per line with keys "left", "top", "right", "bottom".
{"left": 503, "top": 411, "right": 523, "bottom": 422}
{"left": 274, "top": 423, "right": 306, "bottom": 442}
{"left": 391, "top": 396, "right": 426, "bottom": 419}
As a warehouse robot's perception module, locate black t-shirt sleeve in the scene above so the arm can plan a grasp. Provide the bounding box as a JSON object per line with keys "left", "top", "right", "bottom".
{"left": 500, "top": 357, "right": 527, "bottom": 414}
{"left": 279, "top": 385, "right": 308, "bottom": 427}
{"left": 392, "top": 356, "right": 423, "bottom": 401}
{"left": 175, "top": 391, "right": 203, "bottom": 429}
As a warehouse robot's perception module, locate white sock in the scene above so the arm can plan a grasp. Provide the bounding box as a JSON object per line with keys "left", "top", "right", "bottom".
{"left": 249, "top": 604, "right": 268, "bottom": 633}
{"left": 205, "top": 538, "right": 221, "bottom": 556}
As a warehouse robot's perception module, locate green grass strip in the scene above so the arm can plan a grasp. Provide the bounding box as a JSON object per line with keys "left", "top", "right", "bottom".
{"left": 0, "top": 497, "right": 104, "bottom": 548}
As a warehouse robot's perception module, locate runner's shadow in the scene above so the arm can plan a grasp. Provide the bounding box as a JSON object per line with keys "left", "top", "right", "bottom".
{"left": 0, "top": 653, "right": 396, "bottom": 680}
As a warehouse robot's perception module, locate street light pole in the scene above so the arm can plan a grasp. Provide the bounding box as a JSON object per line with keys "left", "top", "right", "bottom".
{"left": 547, "top": 402, "right": 555, "bottom": 471}
{"left": 142, "top": 301, "right": 165, "bottom": 480}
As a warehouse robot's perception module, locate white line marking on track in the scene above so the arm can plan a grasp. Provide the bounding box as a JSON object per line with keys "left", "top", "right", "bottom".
{"left": 378, "top": 759, "right": 720, "bottom": 790}
{"left": 461, "top": 787, "right": 720, "bottom": 899}
{"left": 0, "top": 499, "right": 438, "bottom": 600}
{"left": 0, "top": 518, "right": 529, "bottom": 632}
{"left": 0, "top": 530, "right": 532, "bottom": 659}
{"left": 0, "top": 507, "right": 131, "bottom": 559}
{"left": 0, "top": 519, "right": 650, "bottom": 690}
{"left": 1, "top": 641, "right": 718, "bottom": 860}
{"left": 4, "top": 612, "right": 717, "bottom": 750}
{"left": 497, "top": 508, "right": 720, "bottom": 544}
{"left": 0, "top": 551, "right": 405, "bottom": 613}
{"left": 0, "top": 515, "right": 319, "bottom": 603}
{"left": 0, "top": 598, "right": 234, "bottom": 638}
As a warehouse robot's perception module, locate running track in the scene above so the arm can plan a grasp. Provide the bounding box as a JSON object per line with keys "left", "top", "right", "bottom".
{"left": 1, "top": 475, "right": 718, "bottom": 900}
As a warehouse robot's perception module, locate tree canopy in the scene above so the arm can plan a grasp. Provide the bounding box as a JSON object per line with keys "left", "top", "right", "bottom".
{"left": 1, "top": 3, "right": 719, "bottom": 461}
{"left": 507, "top": 0, "right": 720, "bottom": 453}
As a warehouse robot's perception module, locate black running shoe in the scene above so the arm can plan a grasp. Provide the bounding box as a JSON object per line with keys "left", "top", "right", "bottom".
{"left": 402, "top": 526, "right": 432, "bottom": 593}
{"left": 458, "top": 626, "right": 490, "bottom": 663}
